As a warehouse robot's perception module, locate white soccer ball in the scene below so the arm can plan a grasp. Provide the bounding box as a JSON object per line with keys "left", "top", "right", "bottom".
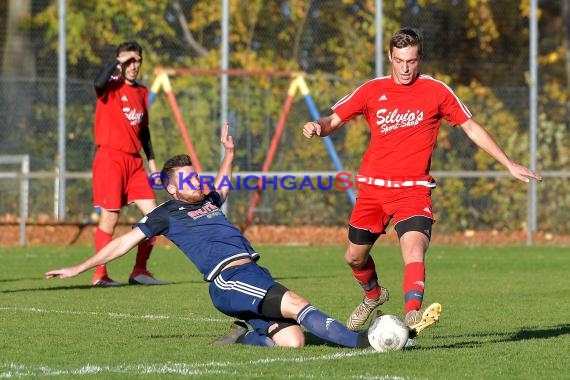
{"left": 367, "top": 314, "right": 409, "bottom": 352}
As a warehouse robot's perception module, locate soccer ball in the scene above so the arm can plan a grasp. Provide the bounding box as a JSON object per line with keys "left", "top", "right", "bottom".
{"left": 367, "top": 314, "right": 409, "bottom": 352}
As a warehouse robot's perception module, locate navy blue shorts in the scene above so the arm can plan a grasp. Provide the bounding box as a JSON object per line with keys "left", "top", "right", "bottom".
{"left": 209, "top": 262, "right": 292, "bottom": 335}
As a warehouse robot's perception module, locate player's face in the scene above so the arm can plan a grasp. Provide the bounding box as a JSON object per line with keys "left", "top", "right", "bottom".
{"left": 389, "top": 46, "right": 421, "bottom": 85}
{"left": 119, "top": 52, "right": 142, "bottom": 84}
{"left": 171, "top": 166, "right": 205, "bottom": 203}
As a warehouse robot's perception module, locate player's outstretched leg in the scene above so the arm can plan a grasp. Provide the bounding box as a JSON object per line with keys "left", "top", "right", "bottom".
{"left": 346, "top": 286, "right": 389, "bottom": 330}
{"left": 213, "top": 321, "right": 277, "bottom": 346}
{"left": 298, "top": 304, "right": 370, "bottom": 348}
{"left": 406, "top": 302, "right": 442, "bottom": 338}
{"left": 212, "top": 321, "right": 249, "bottom": 345}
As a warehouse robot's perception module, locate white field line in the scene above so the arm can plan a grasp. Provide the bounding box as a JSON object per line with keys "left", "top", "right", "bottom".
{"left": 0, "top": 306, "right": 228, "bottom": 323}
{"left": 1, "top": 306, "right": 413, "bottom": 379}
{"left": 0, "top": 351, "right": 395, "bottom": 378}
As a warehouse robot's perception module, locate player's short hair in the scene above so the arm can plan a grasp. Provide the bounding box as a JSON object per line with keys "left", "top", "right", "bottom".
{"left": 116, "top": 40, "right": 143, "bottom": 57}
{"left": 162, "top": 154, "right": 193, "bottom": 183}
{"left": 390, "top": 27, "right": 423, "bottom": 57}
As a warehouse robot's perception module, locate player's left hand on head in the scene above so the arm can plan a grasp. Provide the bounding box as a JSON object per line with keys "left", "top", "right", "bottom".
{"left": 118, "top": 51, "right": 140, "bottom": 64}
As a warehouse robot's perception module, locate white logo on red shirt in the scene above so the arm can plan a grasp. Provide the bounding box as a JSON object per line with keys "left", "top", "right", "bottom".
{"left": 376, "top": 108, "right": 424, "bottom": 134}
{"left": 123, "top": 107, "right": 144, "bottom": 126}
{"left": 378, "top": 94, "right": 388, "bottom": 101}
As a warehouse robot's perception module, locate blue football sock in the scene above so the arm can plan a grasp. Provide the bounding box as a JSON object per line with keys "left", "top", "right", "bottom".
{"left": 240, "top": 331, "right": 276, "bottom": 347}
{"left": 296, "top": 304, "right": 369, "bottom": 348}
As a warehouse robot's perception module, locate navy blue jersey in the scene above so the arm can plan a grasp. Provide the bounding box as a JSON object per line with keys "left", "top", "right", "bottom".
{"left": 136, "top": 192, "right": 259, "bottom": 281}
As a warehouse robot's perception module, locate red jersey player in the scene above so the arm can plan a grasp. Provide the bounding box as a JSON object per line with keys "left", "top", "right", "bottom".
{"left": 91, "top": 40, "right": 165, "bottom": 286}
{"left": 303, "top": 28, "right": 541, "bottom": 333}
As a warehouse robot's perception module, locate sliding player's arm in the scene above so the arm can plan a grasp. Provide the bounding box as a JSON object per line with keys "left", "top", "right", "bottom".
{"left": 45, "top": 228, "right": 147, "bottom": 280}
{"left": 214, "top": 123, "right": 235, "bottom": 202}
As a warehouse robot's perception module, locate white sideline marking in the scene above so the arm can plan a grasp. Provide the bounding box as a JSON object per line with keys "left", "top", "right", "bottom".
{"left": 0, "top": 306, "right": 228, "bottom": 323}
{"left": 1, "top": 352, "right": 381, "bottom": 378}
{"left": 2, "top": 306, "right": 412, "bottom": 379}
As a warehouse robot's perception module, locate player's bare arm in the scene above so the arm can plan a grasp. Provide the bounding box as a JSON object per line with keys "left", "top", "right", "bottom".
{"left": 303, "top": 113, "right": 343, "bottom": 138}
{"left": 147, "top": 159, "right": 159, "bottom": 176}
{"left": 460, "top": 119, "right": 542, "bottom": 183}
{"left": 214, "top": 123, "right": 235, "bottom": 201}
{"left": 45, "top": 228, "right": 147, "bottom": 280}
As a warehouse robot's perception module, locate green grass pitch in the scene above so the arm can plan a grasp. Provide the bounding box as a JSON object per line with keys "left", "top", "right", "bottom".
{"left": 1, "top": 244, "right": 569, "bottom": 379}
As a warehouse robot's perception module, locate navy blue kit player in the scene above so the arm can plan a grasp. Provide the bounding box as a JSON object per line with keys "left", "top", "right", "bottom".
{"left": 46, "top": 124, "right": 371, "bottom": 348}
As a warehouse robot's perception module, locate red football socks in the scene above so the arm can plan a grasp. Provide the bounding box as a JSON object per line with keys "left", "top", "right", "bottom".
{"left": 93, "top": 228, "right": 113, "bottom": 278}
{"left": 132, "top": 236, "right": 156, "bottom": 275}
{"left": 403, "top": 262, "right": 425, "bottom": 313}
{"left": 351, "top": 255, "right": 381, "bottom": 300}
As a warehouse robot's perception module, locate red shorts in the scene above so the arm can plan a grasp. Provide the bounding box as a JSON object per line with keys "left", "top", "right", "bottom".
{"left": 349, "top": 183, "right": 434, "bottom": 235}
{"left": 92, "top": 147, "right": 155, "bottom": 210}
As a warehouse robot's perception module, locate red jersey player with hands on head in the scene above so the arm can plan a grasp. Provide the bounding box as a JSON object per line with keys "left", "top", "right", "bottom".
{"left": 91, "top": 40, "right": 165, "bottom": 286}
{"left": 302, "top": 27, "right": 541, "bottom": 333}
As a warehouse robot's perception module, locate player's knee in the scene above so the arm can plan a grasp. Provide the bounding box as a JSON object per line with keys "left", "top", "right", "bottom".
{"left": 344, "top": 246, "right": 371, "bottom": 268}
{"left": 270, "top": 324, "right": 305, "bottom": 348}
{"left": 346, "top": 227, "right": 376, "bottom": 267}
{"left": 98, "top": 210, "right": 120, "bottom": 231}
{"left": 274, "top": 335, "right": 305, "bottom": 348}
{"left": 345, "top": 252, "right": 364, "bottom": 268}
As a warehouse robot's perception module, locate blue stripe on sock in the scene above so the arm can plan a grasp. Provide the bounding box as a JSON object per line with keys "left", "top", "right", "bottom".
{"left": 405, "top": 290, "right": 424, "bottom": 303}
{"left": 361, "top": 278, "right": 378, "bottom": 291}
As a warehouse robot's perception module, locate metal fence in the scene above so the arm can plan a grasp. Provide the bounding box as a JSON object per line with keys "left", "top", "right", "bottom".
{"left": 0, "top": 1, "right": 568, "bottom": 245}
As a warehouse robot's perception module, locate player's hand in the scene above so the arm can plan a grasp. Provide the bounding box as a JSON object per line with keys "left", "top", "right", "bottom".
{"left": 117, "top": 51, "right": 141, "bottom": 65}
{"left": 303, "top": 121, "right": 321, "bottom": 138}
{"left": 508, "top": 162, "right": 542, "bottom": 183}
{"left": 221, "top": 122, "right": 234, "bottom": 152}
{"left": 45, "top": 267, "right": 78, "bottom": 280}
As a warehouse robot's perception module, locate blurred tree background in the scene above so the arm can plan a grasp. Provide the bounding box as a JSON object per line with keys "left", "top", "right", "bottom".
{"left": 0, "top": 0, "right": 568, "bottom": 233}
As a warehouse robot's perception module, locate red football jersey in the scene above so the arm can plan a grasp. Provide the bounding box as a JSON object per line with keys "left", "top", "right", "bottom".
{"left": 94, "top": 77, "right": 150, "bottom": 155}
{"left": 332, "top": 74, "right": 471, "bottom": 182}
